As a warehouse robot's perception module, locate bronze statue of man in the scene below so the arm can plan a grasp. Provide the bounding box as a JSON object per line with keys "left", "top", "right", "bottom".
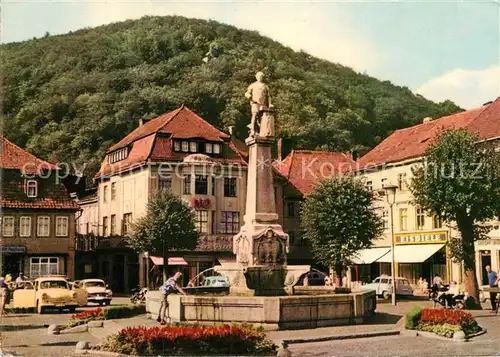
{"left": 245, "top": 71, "right": 271, "bottom": 137}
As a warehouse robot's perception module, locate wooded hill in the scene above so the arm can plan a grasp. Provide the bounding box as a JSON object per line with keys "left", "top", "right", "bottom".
{"left": 2, "top": 15, "right": 462, "bottom": 178}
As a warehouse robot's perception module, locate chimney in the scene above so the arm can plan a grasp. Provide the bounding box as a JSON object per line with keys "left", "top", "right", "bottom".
{"left": 423, "top": 117, "right": 432, "bottom": 123}
{"left": 277, "top": 138, "right": 283, "bottom": 161}
{"left": 139, "top": 118, "right": 144, "bottom": 126}
{"left": 228, "top": 126, "right": 235, "bottom": 136}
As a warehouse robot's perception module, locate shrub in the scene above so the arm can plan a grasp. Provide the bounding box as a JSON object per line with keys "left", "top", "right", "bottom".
{"left": 419, "top": 323, "right": 461, "bottom": 338}
{"left": 103, "top": 305, "right": 145, "bottom": 320}
{"left": 405, "top": 305, "right": 423, "bottom": 330}
{"left": 100, "top": 323, "right": 277, "bottom": 356}
{"left": 69, "top": 308, "right": 104, "bottom": 327}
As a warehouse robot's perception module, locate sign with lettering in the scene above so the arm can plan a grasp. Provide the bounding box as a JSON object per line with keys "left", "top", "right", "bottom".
{"left": 395, "top": 231, "right": 448, "bottom": 245}
{"left": 0, "top": 246, "right": 26, "bottom": 254}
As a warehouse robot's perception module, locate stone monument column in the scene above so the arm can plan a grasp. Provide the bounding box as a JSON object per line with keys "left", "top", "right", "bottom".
{"left": 215, "top": 72, "right": 309, "bottom": 296}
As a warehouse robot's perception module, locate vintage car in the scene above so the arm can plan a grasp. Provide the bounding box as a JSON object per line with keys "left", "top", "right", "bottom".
{"left": 362, "top": 275, "right": 414, "bottom": 299}
{"left": 77, "top": 279, "right": 113, "bottom": 306}
{"left": 13, "top": 276, "right": 87, "bottom": 313}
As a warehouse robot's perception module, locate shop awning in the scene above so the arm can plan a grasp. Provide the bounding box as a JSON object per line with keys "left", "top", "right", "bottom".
{"left": 352, "top": 247, "right": 391, "bottom": 264}
{"left": 150, "top": 256, "right": 188, "bottom": 266}
{"left": 377, "top": 244, "right": 445, "bottom": 263}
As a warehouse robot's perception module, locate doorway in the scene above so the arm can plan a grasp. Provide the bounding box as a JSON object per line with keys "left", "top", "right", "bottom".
{"left": 481, "top": 251, "right": 491, "bottom": 286}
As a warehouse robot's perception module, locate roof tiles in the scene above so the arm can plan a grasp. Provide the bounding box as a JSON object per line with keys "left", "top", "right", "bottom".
{"left": 357, "top": 98, "right": 500, "bottom": 169}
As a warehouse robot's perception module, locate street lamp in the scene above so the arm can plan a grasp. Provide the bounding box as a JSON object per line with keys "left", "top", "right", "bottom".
{"left": 383, "top": 184, "right": 398, "bottom": 306}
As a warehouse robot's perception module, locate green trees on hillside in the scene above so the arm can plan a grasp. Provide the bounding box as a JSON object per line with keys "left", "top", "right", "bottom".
{"left": 2, "top": 16, "right": 462, "bottom": 178}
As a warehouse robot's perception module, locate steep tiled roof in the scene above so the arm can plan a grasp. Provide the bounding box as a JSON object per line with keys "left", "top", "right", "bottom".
{"left": 357, "top": 98, "right": 500, "bottom": 169}
{"left": 108, "top": 105, "right": 228, "bottom": 153}
{"left": 1, "top": 136, "right": 59, "bottom": 174}
{"left": 96, "top": 106, "right": 245, "bottom": 179}
{"left": 274, "top": 150, "right": 355, "bottom": 195}
{"left": 1, "top": 169, "right": 79, "bottom": 210}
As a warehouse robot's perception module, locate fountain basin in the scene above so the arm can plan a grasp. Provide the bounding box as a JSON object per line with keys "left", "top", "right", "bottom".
{"left": 146, "top": 289, "right": 376, "bottom": 330}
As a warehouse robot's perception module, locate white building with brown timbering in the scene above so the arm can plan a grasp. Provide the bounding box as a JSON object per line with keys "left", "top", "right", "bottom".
{"left": 353, "top": 97, "right": 500, "bottom": 290}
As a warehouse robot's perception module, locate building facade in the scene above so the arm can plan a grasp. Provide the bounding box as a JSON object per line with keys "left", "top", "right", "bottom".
{"left": 353, "top": 98, "right": 500, "bottom": 289}
{"left": 274, "top": 150, "right": 356, "bottom": 266}
{"left": 85, "top": 105, "right": 248, "bottom": 290}
{"left": 0, "top": 136, "right": 79, "bottom": 280}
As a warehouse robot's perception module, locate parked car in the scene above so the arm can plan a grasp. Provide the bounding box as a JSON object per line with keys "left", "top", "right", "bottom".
{"left": 201, "top": 276, "right": 229, "bottom": 287}
{"left": 77, "top": 279, "right": 113, "bottom": 306}
{"left": 13, "top": 276, "right": 88, "bottom": 313}
{"left": 363, "top": 275, "right": 414, "bottom": 299}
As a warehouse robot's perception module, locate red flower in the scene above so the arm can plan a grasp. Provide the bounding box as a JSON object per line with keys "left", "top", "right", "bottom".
{"left": 420, "top": 308, "right": 476, "bottom": 327}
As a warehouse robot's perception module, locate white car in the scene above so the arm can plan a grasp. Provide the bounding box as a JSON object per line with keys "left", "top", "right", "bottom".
{"left": 363, "top": 275, "right": 414, "bottom": 299}
{"left": 78, "top": 279, "right": 113, "bottom": 306}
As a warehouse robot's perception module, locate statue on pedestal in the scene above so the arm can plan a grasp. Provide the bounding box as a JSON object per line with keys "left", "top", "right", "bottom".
{"left": 245, "top": 72, "right": 274, "bottom": 138}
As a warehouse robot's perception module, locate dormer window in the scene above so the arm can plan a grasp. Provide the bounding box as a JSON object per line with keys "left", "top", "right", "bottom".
{"left": 189, "top": 142, "right": 198, "bottom": 153}
{"left": 26, "top": 180, "right": 38, "bottom": 198}
{"left": 174, "top": 141, "right": 181, "bottom": 151}
{"left": 181, "top": 141, "right": 189, "bottom": 152}
{"left": 109, "top": 148, "right": 128, "bottom": 164}
{"left": 205, "top": 143, "right": 213, "bottom": 154}
{"left": 213, "top": 143, "right": 221, "bottom": 154}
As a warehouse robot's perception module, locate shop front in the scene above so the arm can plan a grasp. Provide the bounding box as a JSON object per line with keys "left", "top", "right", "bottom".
{"left": 376, "top": 231, "right": 449, "bottom": 286}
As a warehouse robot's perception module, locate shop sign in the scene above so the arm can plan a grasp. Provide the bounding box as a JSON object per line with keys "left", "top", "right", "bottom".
{"left": 0, "top": 246, "right": 26, "bottom": 254}
{"left": 191, "top": 198, "right": 211, "bottom": 209}
{"left": 395, "top": 231, "right": 447, "bottom": 245}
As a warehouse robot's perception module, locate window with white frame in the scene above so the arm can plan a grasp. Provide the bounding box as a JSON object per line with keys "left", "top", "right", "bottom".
{"left": 123, "top": 213, "right": 132, "bottom": 235}
{"left": 213, "top": 143, "right": 221, "bottom": 154}
{"left": 381, "top": 178, "right": 387, "bottom": 188}
{"left": 195, "top": 210, "right": 209, "bottom": 233}
{"left": 20, "top": 217, "right": 32, "bottom": 237}
{"left": 26, "top": 180, "right": 38, "bottom": 198}
{"left": 56, "top": 216, "right": 69, "bottom": 236}
{"left": 181, "top": 141, "right": 189, "bottom": 152}
{"left": 221, "top": 211, "right": 240, "bottom": 234}
{"left": 37, "top": 216, "right": 50, "bottom": 237}
{"left": 173, "top": 141, "right": 181, "bottom": 151}
{"left": 189, "top": 142, "right": 198, "bottom": 153}
{"left": 397, "top": 173, "right": 408, "bottom": 190}
{"left": 205, "top": 143, "right": 213, "bottom": 154}
{"left": 108, "top": 148, "right": 128, "bottom": 164}
{"left": 103, "top": 185, "right": 108, "bottom": 203}
{"left": 3, "top": 217, "right": 14, "bottom": 237}
{"left": 365, "top": 181, "right": 373, "bottom": 191}
{"left": 111, "top": 182, "right": 117, "bottom": 201}
{"left": 382, "top": 210, "right": 389, "bottom": 229}
{"left": 158, "top": 174, "right": 172, "bottom": 191}
{"left": 30, "top": 257, "right": 59, "bottom": 277}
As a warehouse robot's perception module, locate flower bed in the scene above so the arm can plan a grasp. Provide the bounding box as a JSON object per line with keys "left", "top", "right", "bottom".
{"left": 68, "top": 308, "right": 105, "bottom": 327}
{"left": 99, "top": 324, "right": 277, "bottom": 356}
{"left": 406, "top": 307, "right": 482, "bottom": 338}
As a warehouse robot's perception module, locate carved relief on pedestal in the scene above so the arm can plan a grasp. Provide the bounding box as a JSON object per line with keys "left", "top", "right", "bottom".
{"left": 234, "top": 233, "right": 251, "bottom": 266}
{"left": 253, "top": 229, "right": 286, "bottom": 265}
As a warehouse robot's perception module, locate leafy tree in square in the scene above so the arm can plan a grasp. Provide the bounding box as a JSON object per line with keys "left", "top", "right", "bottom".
{"left": 411, "top": 129, "right": 500, "bottom": 305}
{"left": 127, "top": 190, "right": 198, "bottom": 282}
{"left": 301, "top": 175, "right": 385, "bottom": 287}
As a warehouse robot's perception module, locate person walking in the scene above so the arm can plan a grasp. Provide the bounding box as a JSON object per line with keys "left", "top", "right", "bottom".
{"left": 157, "top": 272, "right": 186, "bottom": 325}
{"left": 485, "top": 265, "right": 499, "bottom": 312}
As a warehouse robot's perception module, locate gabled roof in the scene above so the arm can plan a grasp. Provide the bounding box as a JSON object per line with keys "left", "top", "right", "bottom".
{"left": 357, "top": 97, "right": 500, "bottom": 169}
{"left": 274, "top": 150, "right": 355, "bottom": 195}
{"left": 108, "top": 105, "right": 229, "bottom": 153}
{"left": 96, "top": 106, "right": 246, "bottom": 179}
{"left": 1, "top": 136, "right": 59, "bottom": 174}
{"left": 0, "top": 137, "right": 78, "bottom": 210}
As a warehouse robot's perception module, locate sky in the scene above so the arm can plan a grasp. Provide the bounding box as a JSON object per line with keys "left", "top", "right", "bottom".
{"left": 2, "top": 0, "right": 499, "bottom": 109}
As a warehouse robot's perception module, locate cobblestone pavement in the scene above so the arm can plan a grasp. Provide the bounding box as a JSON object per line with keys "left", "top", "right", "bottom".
{"left": 289, "top": 334, "right": 500, "bottom": 357}
{"left": 0, "top": 297, "right": 131, "bottom": 357}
